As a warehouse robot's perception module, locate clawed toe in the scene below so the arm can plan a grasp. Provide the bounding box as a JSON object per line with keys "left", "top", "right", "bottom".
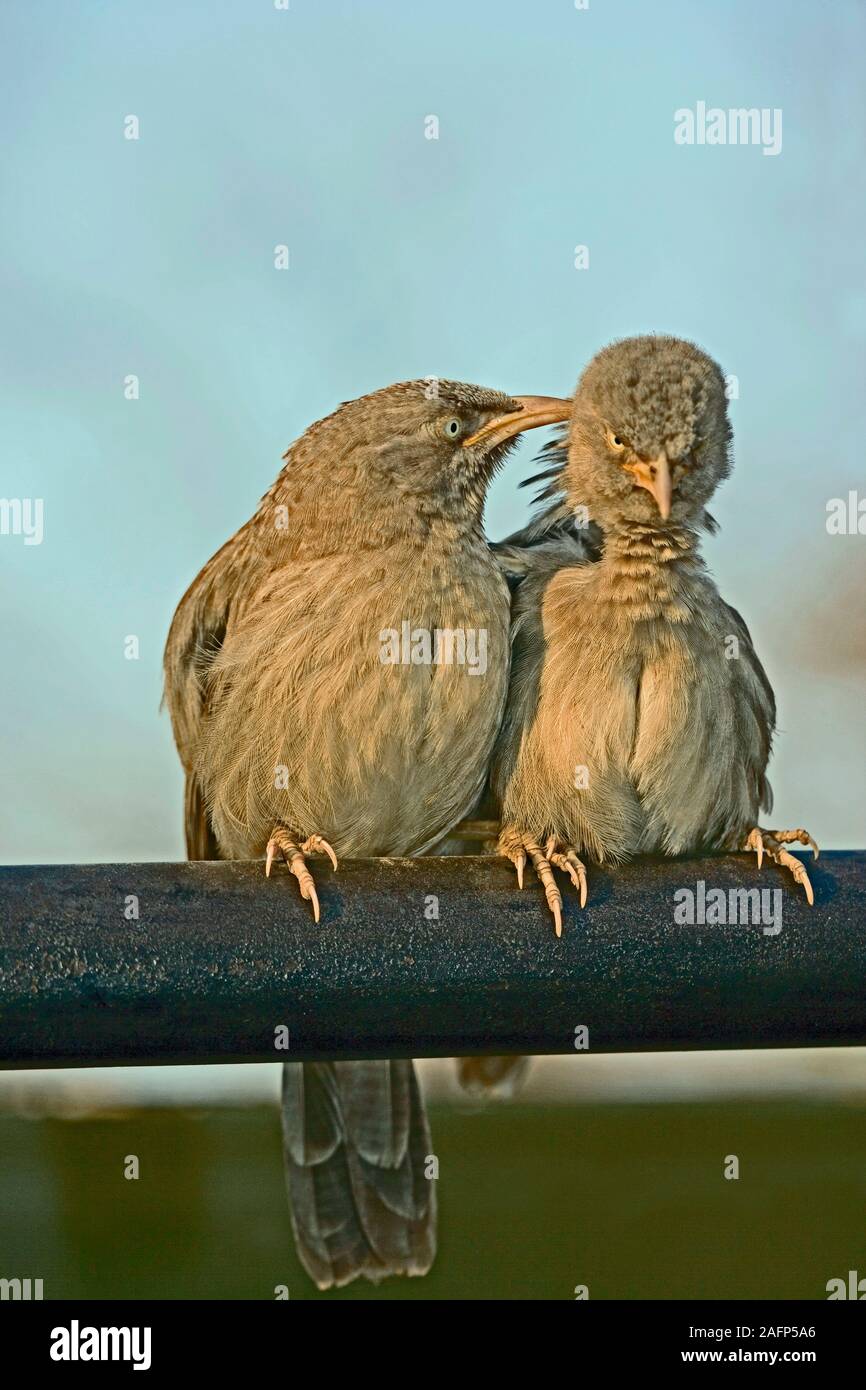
{"left": 498, "top": 827, "right": 588, "bottom": 934}
{"left": 744, "top": 827, "right": 818, "bottom": 906}
{"left": 546, "top": 837, "right": 588, "bottom": 909}
{"left": 265, "top": 827, "right": 338, "bottom": 923}
{"left": 301, "top": 834, "right": 339, "bottom": 871}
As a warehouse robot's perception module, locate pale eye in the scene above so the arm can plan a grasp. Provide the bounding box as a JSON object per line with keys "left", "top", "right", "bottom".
{"left": 606, "top": 429, "right": 626, "bottom": 451}
{"left": 443, "top": 417, "right": 462, "bottom": 440}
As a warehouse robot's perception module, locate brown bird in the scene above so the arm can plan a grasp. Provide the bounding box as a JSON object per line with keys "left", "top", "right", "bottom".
{"left": 163, "top": 378, "right": 569, "bottom": 1286}
{"left": 489, "top": 335, "right": 818, "bottom": 933}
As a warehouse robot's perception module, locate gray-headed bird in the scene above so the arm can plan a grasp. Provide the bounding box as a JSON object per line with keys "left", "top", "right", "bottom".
{"left": 163, "top": 379, "right": 569, "bottom": 1285}
{"left": 490, "top": 336, "right": 817, "bottom": 933}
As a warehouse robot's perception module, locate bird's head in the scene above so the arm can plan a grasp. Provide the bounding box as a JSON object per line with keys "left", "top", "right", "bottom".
{"left": 302, "top": 379, "right": 570, "bottom": 522}
{"left": 562, "top": 336, "right": 732, "bottom": 529}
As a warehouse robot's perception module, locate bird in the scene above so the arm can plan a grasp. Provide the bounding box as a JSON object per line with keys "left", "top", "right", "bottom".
{"left": 488, "top": 335, "right": 818, "bottom": 934}
{"left": 162, "top": 377, "right": 570, "bottom": 1286}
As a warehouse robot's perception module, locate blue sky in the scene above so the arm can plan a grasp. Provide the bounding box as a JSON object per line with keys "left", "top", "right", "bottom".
{"left": 1, "top": 0, "right": 864, "bottom": 859}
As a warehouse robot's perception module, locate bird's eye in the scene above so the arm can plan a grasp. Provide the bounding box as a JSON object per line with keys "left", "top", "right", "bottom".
{"left": 443, "top": 418, "right": 462, "bottom": 440}
{"left": 606, "top": 429, "right": 626, "bottom": 451}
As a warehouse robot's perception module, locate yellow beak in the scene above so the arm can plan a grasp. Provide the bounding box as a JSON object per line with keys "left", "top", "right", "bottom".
{"left": 463, "top": 395, "right": 571, "bottom": 449}
{"left": 626, "top": 451, "right": 672, "bottom": 520}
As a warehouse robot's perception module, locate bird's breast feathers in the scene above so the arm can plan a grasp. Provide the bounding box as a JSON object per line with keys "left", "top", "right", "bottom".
{"left": 199, "top": 544, "right": 510, "bottom": 857}
{"left": 506, "top": 567, "right": 773, "bottom": 858}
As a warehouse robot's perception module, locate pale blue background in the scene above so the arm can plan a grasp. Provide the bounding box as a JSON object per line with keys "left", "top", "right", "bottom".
{"left": 1, "top": 0, "right": 864, "bottom": 861}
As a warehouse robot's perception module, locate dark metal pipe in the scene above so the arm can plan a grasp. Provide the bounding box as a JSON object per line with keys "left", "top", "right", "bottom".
{"left": 0, "top": 853, "right": 863, "bottom": 1068}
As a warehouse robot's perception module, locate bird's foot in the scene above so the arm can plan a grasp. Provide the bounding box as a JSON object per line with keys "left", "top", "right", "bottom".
{"left": 498, "top": 826, "right": 587, "bottom": 937}
{"left": 743, "top": 827, "right": 819, "bottom": 906}
{"left": 265, "top": 827, "right": 338, "bottom": 923}
{"left": 546, "top": 838, "right": 589, "bottom": 910}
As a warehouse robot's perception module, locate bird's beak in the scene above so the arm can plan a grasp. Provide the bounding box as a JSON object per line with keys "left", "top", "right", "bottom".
{"left": 627, "top": 452, "right": 673, "bottom": 520}
{"left": 463, "top": 396, "right": 571, "bottom": 449}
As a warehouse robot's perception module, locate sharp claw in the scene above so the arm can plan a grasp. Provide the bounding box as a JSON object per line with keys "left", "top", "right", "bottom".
{"left": 540, "top": 877, "right": 564, "bottom": 936}
{"left": 265, "top": 830, "right": 330, "bottom": 922}
{"left": 501, "top": 830, "right": 585, "bottom": 926}
{"left": 788, "top": 857, "right": 815, "bottom": 906}
{"left": 551, "top": 899, "right": 562, "bottom": 938}
{"left": 748, "top": 828, "right": 817, "bottom": 906}
{"left": 565, "top": 864, "right": 582, "bottom": 892}
{"left": 551, "top": 851, "right": 588, "bottom": 909}
{"left": 790, "top": 829, "right": 819, "bottom": 861}
{"left": 745, "top": 822, "right": 767, "bottom": 867}
{"left": 304, "top": 834, "right": 338, "bottom": 871}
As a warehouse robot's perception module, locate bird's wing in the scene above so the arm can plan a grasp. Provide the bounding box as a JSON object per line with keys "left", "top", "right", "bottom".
{"left": 720, "top": 600, "right": 777, "bottom": 814}
{"left": 493, "top": 527, "right": 601, "bottom": 583}
{"left": 163, "top": 527, "right": 258, "bottom": 859}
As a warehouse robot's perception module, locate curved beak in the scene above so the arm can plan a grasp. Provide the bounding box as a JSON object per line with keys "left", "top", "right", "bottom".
{"left": 463, "top": 395, "right": 571, "bottom": 449}
{"left": 627, "top": 451, "right": 672, "bottom": 520}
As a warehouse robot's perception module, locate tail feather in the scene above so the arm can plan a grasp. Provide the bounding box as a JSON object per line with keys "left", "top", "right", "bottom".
{"left": 288, "top": 1146, "right": 374, "bottom": 1287}
{"left": 282, "top": 1059, "right": 436, "bottom": 1289}
{"left": 281, "top": 1062, "right": 342, "bottom": 1166}
{"left": 333, "top": 1059, "right": 410, "bottom": 1166}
